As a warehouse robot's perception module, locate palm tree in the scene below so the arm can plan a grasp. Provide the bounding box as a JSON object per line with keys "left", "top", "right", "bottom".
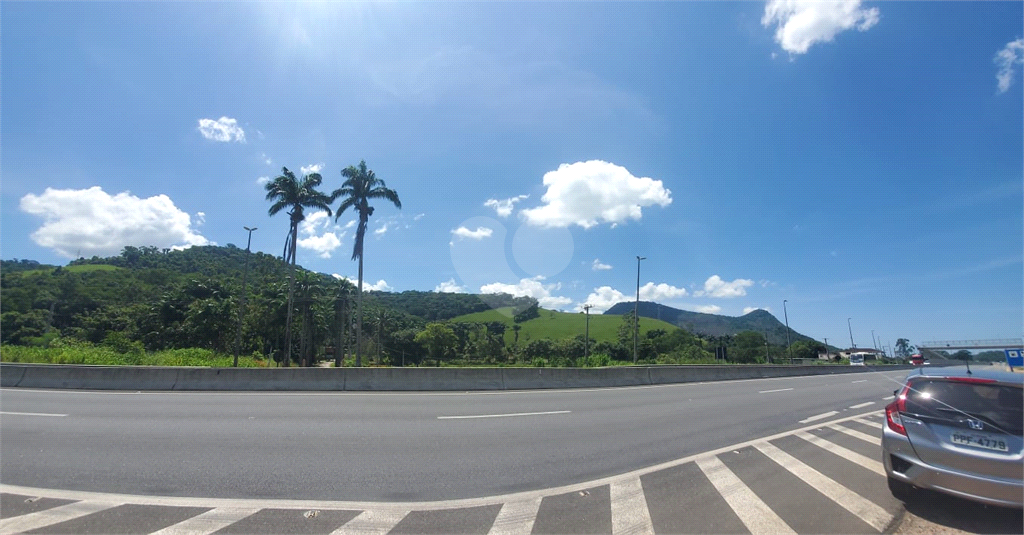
{"left": 332, "top": 160, "right": 401, "bottom": 367}
{"left": 265, "top": 167, "right": 332, "bottom": 367}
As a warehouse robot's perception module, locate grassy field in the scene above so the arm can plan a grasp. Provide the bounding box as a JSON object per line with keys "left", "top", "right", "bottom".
{"left": 0, "top": 344, "right": 268, "bottom": 367}
{"left": 451, "top": 307, "right": 681, "bottom": 344}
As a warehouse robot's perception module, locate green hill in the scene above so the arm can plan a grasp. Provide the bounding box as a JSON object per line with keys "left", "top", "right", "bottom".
{"left": 452, "top": 307, "right": 680, "bottom": 345}
{"left": 605, "top": 301, "right": 815, "bottom": 345}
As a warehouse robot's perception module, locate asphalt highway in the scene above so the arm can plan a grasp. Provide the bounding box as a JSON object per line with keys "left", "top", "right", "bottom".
{"left": 0, "top": 367, "right": 910, "bottom": 502}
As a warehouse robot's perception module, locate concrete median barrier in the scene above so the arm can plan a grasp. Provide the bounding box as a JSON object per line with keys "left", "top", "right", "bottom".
{"left": 0, "top": 363, "right": 918, "bottom": 392}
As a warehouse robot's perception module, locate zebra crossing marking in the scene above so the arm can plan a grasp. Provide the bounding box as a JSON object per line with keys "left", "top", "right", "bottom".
{"left": 827, "top": 422, "right": 881, "bottom": 445}
{"left": 854, "top": 417, "right": 883, "bottom": 429}
{"left": 795, "top": 431, "right": 886, "bottom": 476}
{"left": 695, "top": 455, "right": 796, "bottom": 535}
{"left": 754, "top": 441, "right": 891, "bottom": 532}
{"left": 0, "top": 500, "right": 118, "bottom": 535}
{"left": 610, "top": 477, "right": 655, "bottom": 535}
{"left": 148, "top": 507, "right": 260, "bottom": 535}
{"left": 330, "top": 509, "right": 409, "bottom": 535}
{"left": 487, "top": 497, "right": 542, "bottom": 535}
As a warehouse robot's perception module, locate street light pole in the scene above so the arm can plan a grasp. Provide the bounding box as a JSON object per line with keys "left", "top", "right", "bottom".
{"left": 871, "top": 330, "right": 878, "bottom": 351}
{"left": 233, "top": 226, "right": 257, "bottom": 367}
{"left": 848, "top": 317, "right": 856, "bottom": 348}
{"left": 824, "top": 337, "right": 829, "bottom": 361}
{"left": 634, "top": 256, "right": 646, "bottom": 365}
{"left": 783, "top": 299, "right": 792, "bottom": 364}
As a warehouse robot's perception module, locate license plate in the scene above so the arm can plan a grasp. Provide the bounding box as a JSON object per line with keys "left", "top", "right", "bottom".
{"left": 950, "top": 432, "right": 1009, "bottom": 452}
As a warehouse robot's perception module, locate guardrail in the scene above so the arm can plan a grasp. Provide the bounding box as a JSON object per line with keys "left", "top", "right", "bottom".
{"left": 0, "top": 362, "right": 923, "bottom": 392}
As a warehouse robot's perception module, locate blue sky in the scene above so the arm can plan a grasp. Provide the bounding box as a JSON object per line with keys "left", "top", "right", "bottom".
{"left": 2, "top": 1, "right": 1022, "bottom": 350}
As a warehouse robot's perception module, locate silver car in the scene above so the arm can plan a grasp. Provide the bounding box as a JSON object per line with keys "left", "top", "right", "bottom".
{"left": 882, "top": 365, "right": 1023, "bottom": 509}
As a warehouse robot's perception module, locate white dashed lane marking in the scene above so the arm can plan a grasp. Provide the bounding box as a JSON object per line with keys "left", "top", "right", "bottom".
{"left": 799, "top": 411, "right": 839, "bottom": 424}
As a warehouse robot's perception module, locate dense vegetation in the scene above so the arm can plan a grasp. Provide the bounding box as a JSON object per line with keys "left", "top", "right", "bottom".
{"left": 3, "top": 246, "right": 839, "bottom": 368}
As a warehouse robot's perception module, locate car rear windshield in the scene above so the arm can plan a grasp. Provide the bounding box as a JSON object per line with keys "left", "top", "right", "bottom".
{"left": 904, "top": 379, "right": 1023, "bottom": 436}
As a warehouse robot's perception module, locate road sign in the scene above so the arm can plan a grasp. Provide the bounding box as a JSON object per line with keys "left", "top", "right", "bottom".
{"left": 1005, "top": 349, "right": 1023, "bottom": 369}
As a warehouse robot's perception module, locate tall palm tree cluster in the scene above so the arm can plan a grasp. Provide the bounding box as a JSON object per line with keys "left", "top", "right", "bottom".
{"left": 264, "top": 160, "right": 401, "bottom": 367}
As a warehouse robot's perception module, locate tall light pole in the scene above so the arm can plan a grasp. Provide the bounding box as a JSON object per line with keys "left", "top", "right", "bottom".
{"left": 871, "top": 330, "right": 878, "bottom": 351}
{"left": 783, "top": 299, "right": 792, "bottom": 364}
{"left": 824, "top": 337, "right": 829, "bottom": 361}
{"left": 233, "top": 226, "right": 257, "bottom": 367}
{"left": 848, "top": 317, "right": 856, "bottom": 348}
{"left": 583, "top": 304, "right": 593, "bottom": 363}
{"left": 634, "top": 255, "right": 646, "bottom": 365}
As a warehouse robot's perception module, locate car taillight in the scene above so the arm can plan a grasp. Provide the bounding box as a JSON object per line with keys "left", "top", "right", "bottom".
{"left": 886, "top": 383, "right": 910, "bottom": 436}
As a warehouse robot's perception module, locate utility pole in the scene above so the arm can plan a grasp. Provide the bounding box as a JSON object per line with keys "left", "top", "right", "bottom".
{"left": 848, "top": 318, "right": 856, "bottom": 348}
{"left": 824, "top": 337, "right": 829, "bottom": 361}
{"left": 634, "top": 256, "right": 646, "bottom": 365}
{"left": 872, "top": 330, "right": 878, "bottom": 351}
{"left": 765, "top": 330, "right": 770, "bottom": 363}
{"left": 583, "top": 304, "right": 593, "bottom": 362}
{"left": 783, "top": 299, "right": 792, "bottom": 364}
{"left": 233, "top": 226, "right": 257, "bottom": 367}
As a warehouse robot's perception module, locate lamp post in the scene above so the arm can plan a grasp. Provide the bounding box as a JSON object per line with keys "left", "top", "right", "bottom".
{"left": 824, "top": 337, "right": 829, "bottom": 361}
{"left": 848, "top": 317, "right": 856, "bottom": 348}
{"left": 871, "top": 330, "right": 878, "bottom": 351}
{"left": 233, "top": 226, "right": 257, "bottom": 367}
{"left": 583, "top": 304, "right": 593, "bottom": 363}
{"left": 634, "top": 256, "right": 646, "bottom": 365}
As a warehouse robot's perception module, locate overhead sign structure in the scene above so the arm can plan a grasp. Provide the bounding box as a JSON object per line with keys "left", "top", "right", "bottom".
{"left": 1005, "top": 349, "right": 1023, "bottom": 370}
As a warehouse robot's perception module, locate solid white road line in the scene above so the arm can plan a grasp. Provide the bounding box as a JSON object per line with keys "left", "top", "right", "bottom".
{"left": 795, "top": 431, "right": 885, "bottom": 476}
{"left": 854, "top": 417, "right": 883, "bottom": 429}
{"left": 488, "top": 498, "right": 542, "bottom": 535}
{"left": 759, "top": 388, "right": 794, "bottom": 394}
{"left": 798, "top": 411, "right": 839, "bottom": 424}
{"left": 695, "top": 455, "right": 796, "bottom": 535}
{"left": 148, "top": 507, "right": 260, "bottom": 535}
{"left": 610, "top": 477, "right": 655, "bottom": 535}
{"left": 827, "top": 423, "right": 881, "bottom": 446}
{"left": 0, "top": 411, "right": 67, "bottom": 417}
{"left": 331, "top": 510, "right": 409, "bottom": 535}
{"left": 849, "top": 402, "right": 875, "bottom": 409}
{"left": 851, "top": 380, "right": 868, "bottom": 384}
{"left": 754, "top": 441, "right": 890, "bottom": 532}
{"left": 0, "top": 500, "right": 118, "bottom": 535}
{"left": 438, "top": 410, "right": 571, "bottom": 420}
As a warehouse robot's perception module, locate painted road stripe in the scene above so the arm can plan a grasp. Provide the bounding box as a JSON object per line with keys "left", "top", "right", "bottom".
{"left": 851, "top": 380, "right": 868, "bottom": 384}
{"left": 331, "top": 510, "right": 408, "bottom": 535}
{"left": 0, "top": 411, "right": 67, "bottom": 417}
{"left": 0, "top": 500, "right": 118, "bottom": 535}
{"left": 827, "top": 423, "right": 881, "bottom": 446}
{"left": 149, "top": 507, "right": 260, "bottom": 535}
{"left": 795, "top": 431, "right": 885, "bottom": 476}
{"left": 854, "top": 417, "right": 883, "bottom": 429}
{"left": 438, "top": 410, "right": 571, "bottom": 420}
{"left": 610, "top": 476, "right": 655, "bottom": 535}
{"left": 849, "top": 402, "right": 875, "bottom": 409}
{"left": 488, "top": 498, "right": 542, "bottom": 535}
{"left": 695, "top": 455, "right": 796, "bottom": 535}
{"left": 755, "top": 441, "right": 890, "bottom": 532}
{"left": 759, "top": 388, "right": 794, "bottom": 394}
{"left": 798, "top": 411, "right": 838, "bottom": 424}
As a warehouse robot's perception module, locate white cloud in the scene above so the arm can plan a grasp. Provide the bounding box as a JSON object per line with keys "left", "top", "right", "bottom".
{"left": 691, "top": 305, "right": 722, "bottom": 314}
{"left": 332, "top": 275, "right": 393, "bottom": 292}
{"left": 297, "top": 233, "right": 342, "bottom": 258}
{"left": 579, "top": 282, "right": 688, "bottom": 313}
{"left": 480, "top": 276, "right": 573, "bottom": 310}
{"left": 762, "top": 0, "right": 880, "bottom": 55}
{"left": 375, "top": 223, "right": 390, "bottom": 236}
{"left": 256, "top": 176, "right": 271, "bottom": 185}
{"left": 696, "top": 275, "right": 754, "bottom": 298}
{"left": 520, "top": 160, "right": 672, "bottom": 229}
{"left": 451, "top": 226, "right": 494, "bottom": 240}
{"left": 484, "top": 195, "right": 529, "bottom": 218}
{"left": 591, "top": 258, "right": 613, "bottom": 271}
{"left": 197, "top": 116, "right": 246, "bottom": 142}
{"left": 297, "top": 212, "right": 344, "bottom": 258}
{"left": 414, "top": 213, "right": 426, "bottom": 221}
{"left": 300, "top": 163, "right": 324, "bottom": 175}
{"left": 20, "top": 186, "right": 210, "bottom": 258}
{"left": 434, "top": 279, "right": 466, "bottom": 293}
{"left": 261, "top": 153, "right": 273, "bottom": 165}
{"left": 195, "top": 212, "right": 206, "bottom": 227}
{"left": 995, "top": 38, "right": 1024, "bottom": 93}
